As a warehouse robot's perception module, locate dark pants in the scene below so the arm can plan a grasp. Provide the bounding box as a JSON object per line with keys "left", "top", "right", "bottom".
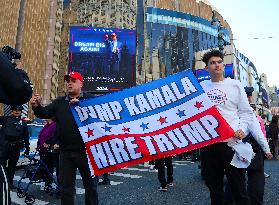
{"left": 201, "top": 143, "right": 250, "bottom": 205}
{"left": 59, "top": 151, "right": 98, "bottom": 205}
{"left": 102, "top": 173, "right": 109, "bottom": 182}
{"left": 155, "top": 157, "right": 173, "bottom": 187}
{"left": 6, "top": 145, "right": 21, "bottom": 186}
{"left": 40, "top": 152, "right": 60, "bottom": 186}
{"left": 0, "top": 165, "right": 10, "bottom": 205}
{"left": 246, "top": 146, "right": 265, "bottom": 205}
{"left": 224, "top": 144, "right": 265, "bottom": 205}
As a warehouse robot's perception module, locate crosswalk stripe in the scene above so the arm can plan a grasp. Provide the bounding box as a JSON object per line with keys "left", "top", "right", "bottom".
{"left": 172, "top": 162, "right": 191, "bottom": 166}
{"left": 122, "top": 167, "right": 157, "bottom": 172}
{"left": 110, "top": 172, "right": 142, "bottom": 179}
{"left": 173, "top": 160, "right": 194, "bottom": 164}
{"left": 10, "top": 191, "right": 49, "bottom": 205}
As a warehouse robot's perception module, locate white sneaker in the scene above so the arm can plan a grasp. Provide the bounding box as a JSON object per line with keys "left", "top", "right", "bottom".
{"left": 149, "top": 165, "right": 155, "bottom": 169}
{"left": 264, "top": 172, "right": 270, "bottom": 178}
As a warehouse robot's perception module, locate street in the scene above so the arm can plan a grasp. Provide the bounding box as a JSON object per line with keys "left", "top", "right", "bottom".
{"left": 11, "top": 158, "right": 279, "bottom": 205}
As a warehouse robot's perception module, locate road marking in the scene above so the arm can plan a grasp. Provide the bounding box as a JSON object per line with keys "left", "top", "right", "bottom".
{"left": 173, "top": 160, "right": 194, "bottom": 164}
{"left": 10, "top": 191, "right": 49, "bottom": 205}
{"left": 122, "top": 167, "right": 157, "bottom": 172}
{"left": 110, "top": 172, "right": 142, "bottom": 179}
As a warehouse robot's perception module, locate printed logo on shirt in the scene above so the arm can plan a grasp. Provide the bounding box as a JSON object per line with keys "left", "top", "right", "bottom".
{"left": 207, "top": 89, "right": 227, "bottom": 105}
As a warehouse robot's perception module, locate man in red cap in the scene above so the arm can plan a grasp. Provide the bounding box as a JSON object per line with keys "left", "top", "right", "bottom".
{"left": 30, "top": 71, "right": 98, "bottom": 205}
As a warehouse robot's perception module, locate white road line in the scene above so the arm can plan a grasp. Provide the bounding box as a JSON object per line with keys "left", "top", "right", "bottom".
{"left": 173, "top": 160, "right": 195, "bottom": 164}
{"left": 10, "top": 191, "right": 49, "bottom": 205}
{"left": 110, "top": 172, "right": 142, "bottom": 179}
{"left": 122, "top": 167, "right": 157, "bottom": 172}
{"left": 172, "top": 162, "right": 191, "bottom": 166}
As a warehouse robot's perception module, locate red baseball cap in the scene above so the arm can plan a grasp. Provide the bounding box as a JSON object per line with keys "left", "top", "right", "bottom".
{"left": 64, "top": 71, "right": 84, "bottom": 82}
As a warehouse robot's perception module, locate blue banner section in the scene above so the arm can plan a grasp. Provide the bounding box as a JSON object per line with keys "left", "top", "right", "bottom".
{"left": 195, "top": 64, "right": 234, "bottom": 81}
{"left": 71, "top": 70, "right": 204, "bottom": 127}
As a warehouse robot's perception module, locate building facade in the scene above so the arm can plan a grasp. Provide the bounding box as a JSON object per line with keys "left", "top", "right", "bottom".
{"left": 0, "top": 0, "right": 271, "bottom": 119}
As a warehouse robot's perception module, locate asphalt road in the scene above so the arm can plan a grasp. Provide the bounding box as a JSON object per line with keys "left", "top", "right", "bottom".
{"left": 11, "top": 158, "right": 279, "bottom": 205}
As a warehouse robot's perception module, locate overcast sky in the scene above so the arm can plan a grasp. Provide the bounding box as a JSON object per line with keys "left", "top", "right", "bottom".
{"left": 208, "top": 0, "right": 279, "bottom": 87}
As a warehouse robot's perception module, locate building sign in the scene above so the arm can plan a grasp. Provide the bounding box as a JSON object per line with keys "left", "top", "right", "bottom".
{"left": 146, "top": 7, "right": 230, "bottom": 43}
{"left": 69, "top": 27, "right": 136, "bottom": 93}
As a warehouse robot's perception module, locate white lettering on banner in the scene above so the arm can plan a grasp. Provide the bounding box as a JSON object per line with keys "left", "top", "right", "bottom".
{"left": 124, "top": 97, "right": 141, "bottom": 115}
{"left": 90, "top": 115, "right": 220, "bottom": 169}
{"left": 140, "top": 136, "right": 157, "bottom": 155}
{"left": 171, "top": 82, "right": 186, "bottom": 99}
{"left": 124, "top": 137, "right": 142, "bottom": 159}
{"left": 167, "top": 128, "right": 189, "bottom": 148}
{"left": 75, "top": 106, "right": 89, "bottom": 122}
{"left": 146, "top": 89, "right": 166, "bottom": 109}
{"left": 75, "top": 101, "right": 123, "bottom": 122}
{"left": 95, "top": 103, "right": 116, "bottom": 121}
{"left": 181, "top": 77, "right": 197, "bottom": 95}
{"left": 161, "top": 85, "right": 177, "bottom": 104}
{"left": 102, "top": 141, "right": 117, "bottom": 166}
{"left": 153, "top": 134, "right": 175, "bottom": 152}
{"left": 199, "top": 115, "right": 219, "bottom": 138}
{"left": 136, "top": 94, "right": 152, "bottom": 113}
{"left": 109, "top": 138, "right": 130, "bottom": 163}
{"left": 91, "top": 137, "right": 142, "bottom": 169}
{"left": 124, "top": 77, "right": 197, "bottom": 116}
{"left": 75, "top": 77, "right": 197, "bottom": 121}
{"left": 91, "top": 143, "right": 109, "bottom": 168}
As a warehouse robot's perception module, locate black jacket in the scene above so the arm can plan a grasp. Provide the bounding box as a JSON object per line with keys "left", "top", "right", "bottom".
{"left": 0, "top": 116, "right": 29, "bottom": 148}
{"left": 0, "top": 116, "right": 29, "bottom": 164}
{"left": 33, "top": 93, "right": 94, "bottom": 152}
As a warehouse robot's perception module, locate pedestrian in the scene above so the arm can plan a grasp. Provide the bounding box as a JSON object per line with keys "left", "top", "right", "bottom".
{"left": 269, "top": 115, "right": 279, "bottom": 159}
{"left": 0, "top": 49, "right": 33, "bottom": 205}
{"left": 37, "top": 118, "right": 60, "bottom": 191}
{"left": 155, "top": 156, "right": 174, "bottom": 192}
{"left": 200, "top": 49, "right": 254, "bottom": 205}
{"left": 224, "top": 87, "right": 273, "bottom": 205}
{"left": 30, "top": 71, "right": 98, "bottom": 205}
{"left": 0, "top": 105, "right": 29, "bottom": 189}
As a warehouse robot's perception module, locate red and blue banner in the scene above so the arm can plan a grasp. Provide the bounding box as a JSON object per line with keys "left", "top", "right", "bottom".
{"left": 71, "top": 70, "right": 234, "bottom": 176}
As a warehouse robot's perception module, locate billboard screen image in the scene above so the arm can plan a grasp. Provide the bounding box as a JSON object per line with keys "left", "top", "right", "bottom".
{"left": 69, "top": 27, "right": 136, "bottom": 93}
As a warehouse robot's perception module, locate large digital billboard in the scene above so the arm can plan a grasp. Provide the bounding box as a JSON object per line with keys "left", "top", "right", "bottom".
{"left": 69, "top": 27, "right": 136, "bottom": 93}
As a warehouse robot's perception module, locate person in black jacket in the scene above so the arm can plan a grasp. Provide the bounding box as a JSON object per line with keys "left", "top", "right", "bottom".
{"left": 30, "top": 71, "right": 98, "bottom": 205}
{"left": 0, "top": 50, "right": 33, "bottom": 205}
{"left": 0, "top": 105, "right": 29, "bottom": 189}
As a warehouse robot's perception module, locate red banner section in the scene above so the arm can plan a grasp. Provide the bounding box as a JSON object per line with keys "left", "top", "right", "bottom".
{"left": 85, "top": 107, "right": 234, "bottom": 176}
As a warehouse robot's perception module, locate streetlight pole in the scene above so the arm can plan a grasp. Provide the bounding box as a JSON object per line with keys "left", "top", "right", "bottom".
{"left": 211, "top": 11, "right": 226, "bottom": 52}
{"left": 257, "top": 77, "right": 264, "bottom": 117}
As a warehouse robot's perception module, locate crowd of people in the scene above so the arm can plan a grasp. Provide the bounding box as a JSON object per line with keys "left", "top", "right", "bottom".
{"left": 0, "top": 48, "right": 279, "bottom": 205}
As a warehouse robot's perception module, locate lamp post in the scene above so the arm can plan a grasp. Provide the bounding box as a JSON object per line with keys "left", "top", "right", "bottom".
{"left": 211, "top": 11, "right": 226, "bottom": 52}
{"left": 257, "top": 78, "right": 264, "bottom": 116}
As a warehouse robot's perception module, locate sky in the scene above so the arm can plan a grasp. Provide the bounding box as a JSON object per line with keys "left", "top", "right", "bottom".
{"left": 208, "top": 0, "right": 279, "bottom": 87}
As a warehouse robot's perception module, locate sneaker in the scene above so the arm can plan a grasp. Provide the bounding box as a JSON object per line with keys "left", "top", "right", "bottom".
{"left": 167, "top": 182, "right": 174, "bottom": 187}
{"left": 149, "top": 165, "right": 155, "bottom": 170}
{"left": 158, "top": 186, "right": 167, "bottom": 192}
{"left": 264, "top": 172, "right": 270, "bottom": 178}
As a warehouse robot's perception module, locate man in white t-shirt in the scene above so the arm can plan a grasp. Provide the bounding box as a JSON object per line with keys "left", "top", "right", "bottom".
{"left": 200, "top": 49, "right": 253, "bottom": 205}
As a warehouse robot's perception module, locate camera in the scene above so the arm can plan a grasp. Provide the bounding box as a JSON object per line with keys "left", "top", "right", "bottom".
{"left": 2, "top": 46, "right": 21, "bottom": 61}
